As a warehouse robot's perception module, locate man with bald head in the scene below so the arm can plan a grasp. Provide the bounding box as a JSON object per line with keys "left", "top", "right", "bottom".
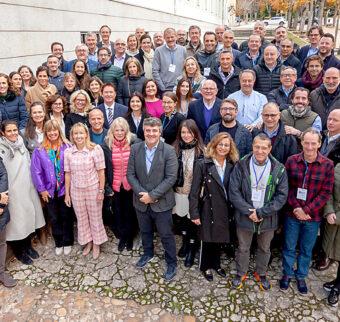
{"left": 254, "top": 45, "right": 282, "bottom": 96}
{"left": 89, "top": 109, "right": 108, "bottom": 144}
{"left": 239, "top": 21, "right": 270, "bottom": 53}
{"left": 187, "top": 79, "right": 222, "bottom": 138}
{"left": 280, "top": 38, "right": 301, "bottom": 76}
{"left": 310, "top": 67, "right": 340, "bottom": 129}
{"left": 176, "top": 29, "right": 188, "bottom": 46}
{"left": 135, "top": 27, "right": 145, "bottom": 41}
{"left": 219, "top": 30, "right": 241, "bottom": 60}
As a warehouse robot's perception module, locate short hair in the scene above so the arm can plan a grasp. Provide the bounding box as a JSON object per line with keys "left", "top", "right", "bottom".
{"left": 253, "top": 133, "right": 272, "bottom": 147}
{"left": 1, "top": 120, "right": 18, "bottom": 133}
{"left": 163, "top": 91, "right": 178, "bottom": 103}
{"left": 264, "top": 44, "right": 279, "bottom": 54}
{"left": 143, "top": 117, "right": 162, "bottom": 130}
{"left": 221, "top": 98, "right": 238, "bottom": 109}
{"left": 102, "top": 82, "right": 117, "bottom": 92}
{"left": 142, "top": 79, "right": 158, "bottom": 98}
{"left": 248, "top": 34, "right": 261, "bottom": 42}
{"left": 239, "top": 69, "right": 256, "bottom": 81}
{"left": 218, "top": 50, "right": 233, "bottom": 61}
{"left": 89, "top": 108, "right": 104, "bottom": 118}
{"left": 69, "top": 90, "right": 92, "bottom": 114}
{"left": 36, "top": 65, "right": 49, "bottom": 77}
{"left": 301, "top": 128, "right": 322, "bottom": 143}
{"left": 99, "top": 25, "right": 111, "bottom": 33}
{"left": 140, "top": 33, "right": 152, "bottom": 43}
{"left": 223, "top": 30, "right": 235, "bottom": 37}
{"left": 291, "top": 87, "right": 310, "bottom": 100}
{"left": 321, "top": 33, "right": 335, "bottom": 43}
{"left": 307, "top": 25, "right": 324, "bottom": 37}
{"left": 280, "top": 66, "right": 297, "bottom": 75}
{"left": 304, "top": 54, "right": 324, "bottom": 68}
{"left": 275, "top": 26, "right": 287, "bottom": 32}
{"left": 85, "top": 32, "right": 97, "bottom": 40}
{"left": 203, "top": 31, "right": 217, "bottom": 41}
{"left": 262, "top": 102, "right": 280, "bottom": 112}
{"left": 51, "top": 42, "right": 64, "bottom": 52}
{"left": 97, "top": 46, "right": 111, "bottom": 56}
{"left": 189, "top": 25, "right": 201, "bottom": 33}
{"left": 47, "top": 54, "right": 59, "bottom": 61}
{"left": 75, "top": 44, "right": 89, "bottom": 53}
{"left": 164, "top": 27, "right": 176, "bottom": 36}
{"left": 280, "top": 38, "right": 294, "bottom": 46}
{"left": 45, "top": 94, "right": 68, "bottom": 115}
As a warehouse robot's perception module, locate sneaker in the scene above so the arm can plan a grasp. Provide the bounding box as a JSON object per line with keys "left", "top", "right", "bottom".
{"left": 55, "top": 247, "right": 63, "bottom": 256}
{"left": 279, "top": 275, "right": 291, "bottom": 292}
{"left": 296, "top": 278, "right": 308, "bottom": 295}
{"left": 63, "top": 246, "right": 72, "bottom": 256}
{"left": 135, "top": 255, "right": 155, "bottom": 269}
{"left": 164, "top": 265, "right": 177, "bottom": 281}
{"left": 231, "top": 274, "right": 247, "bottom": 289}
{"left": 323, "top": 279, "right": 338, "bottom": 292}
{"left": 254, "top": 272, "right": 271, "bottom": 291}
{"left": 0, "top": 272, "right": 17, "bottom": 288}
{"left": 328, "top": 287, "right": 339, "bottom": 307}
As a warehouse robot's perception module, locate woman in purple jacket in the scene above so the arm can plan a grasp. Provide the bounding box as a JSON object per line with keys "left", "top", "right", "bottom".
{"left": 30, "top": 119, "right": 74, "bottom": 256}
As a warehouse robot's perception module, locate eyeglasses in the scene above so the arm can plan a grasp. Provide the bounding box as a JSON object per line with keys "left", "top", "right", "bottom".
{"left": 217, "top": 143, "right": 230, "bottom": 148}
{"left": 202, "top": 87, "right": 216, "bottom": 92}
{"left": 262, "top": 113, "right": 279, "bottom": 118}
{"left": 220, "top": 107, "right": 236, "bottom": 111}
{"left": 52, "top": 102, "right": 63, "bottom": 106}
{"left": 281, "top": 74, "right": 296, "bottom": 78}
{"left": 76, "top": 99, "right": 86, "bottom": 103}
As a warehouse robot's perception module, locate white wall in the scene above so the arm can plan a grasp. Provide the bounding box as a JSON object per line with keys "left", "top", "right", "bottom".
{"left": 0, "top": 0, "right": 235, "bottom": 73}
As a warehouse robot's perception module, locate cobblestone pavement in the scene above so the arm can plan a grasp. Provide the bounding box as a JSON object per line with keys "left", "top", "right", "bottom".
{"left": 2, "top": 231, "right": 340, "bottom": 321}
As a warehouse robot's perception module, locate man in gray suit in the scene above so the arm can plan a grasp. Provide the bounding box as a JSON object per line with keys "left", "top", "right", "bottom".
{"left": 127, "top": 117, "right": 178, "bottom": 281}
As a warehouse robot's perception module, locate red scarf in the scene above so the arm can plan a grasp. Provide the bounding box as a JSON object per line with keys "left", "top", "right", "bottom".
{"left": 301, "top": 70, "right": 324, "bottom": 91}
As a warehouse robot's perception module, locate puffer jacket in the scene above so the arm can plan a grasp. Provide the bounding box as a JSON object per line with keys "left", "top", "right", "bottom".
{"left": 91, "top": 62, "right": 124, "bottom": 89}
{"left": 0, "top": 91, "right": 28, "bottom": 130}
{"left": 117, "top": 75, "right": 147, "bottom": 106}
{"left": 254, "top": 59, "right": 282, "bottom": 97}
{"left": 267, "top": 85, "right": 296, "bottom": 111}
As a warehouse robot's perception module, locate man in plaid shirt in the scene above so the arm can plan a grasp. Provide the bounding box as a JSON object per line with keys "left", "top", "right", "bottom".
{"left": 280, "top": 128, "right": 334, "bottom": 295}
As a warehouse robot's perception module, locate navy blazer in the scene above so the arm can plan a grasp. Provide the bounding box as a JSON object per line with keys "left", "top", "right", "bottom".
{"left": 97, "top": 103, "right": 128, "bottom": 129}
{"left": 187, "top": 98, "right": 222, "bottom": 139}
{"left": 297, "top": 45, "right": 312, "bottom": 65}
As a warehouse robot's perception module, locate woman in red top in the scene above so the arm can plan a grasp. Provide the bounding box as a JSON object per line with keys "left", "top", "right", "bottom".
{"left": 102, "top": 117, "right": 140, "bottom": 252}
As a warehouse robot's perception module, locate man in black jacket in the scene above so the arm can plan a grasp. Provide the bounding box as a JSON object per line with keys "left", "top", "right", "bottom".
{"left": 280, "top": 38, "right": 302, "bottom": 77}
{"left": 229, "top": 134, "right": 288, "bottom": 291}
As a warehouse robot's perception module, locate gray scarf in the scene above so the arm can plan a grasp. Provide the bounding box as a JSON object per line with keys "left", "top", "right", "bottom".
{"left": 288, "top": 105, "right": 311, "bottom": 118}
{"left": 1, "top": 135, "right": 25, "bottom": 158}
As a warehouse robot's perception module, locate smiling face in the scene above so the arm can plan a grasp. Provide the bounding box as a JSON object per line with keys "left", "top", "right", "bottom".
{"left": 52, "top": 98, "right": 64, "bottom": 114}
{"left": 85, "top": 35, "right": 97, "bottom": 51}
{"left": 74, "top": 93, "right": 87, "bottom": 112}
{"left": 89, "top": 110, "right": 104, "bottom": 132}
{"left": 3, "top": 123, "right": 19, "bottom": 142}
{"left": 72, "top": 126, "right": 87, "bottom": 146}
{"left": 319, "top": 36, "right": 334, "bottom": 56}
{"left": 113, "top": 125, "right": 126, "bottom": 141}
{"left": 10, "top": 73, "right": 22, "bottom": 89}
{"left": 98, "top": 49, "right": 111, "bottom": 65}
{"left": 74, "top": 61, "right": 86, "bottom": 76}
{"left": 180, "top": 126, "right": 194, "bottom": 144}
{"left": 129, "top": 95, "right": 142, "bottom": 112}
{"left": 323, "top": 68, "right": 340, "bottom": 93}
{"left": 102, "top": 85, "right": 116, "bottom": 105}
{"left": 31, "top": 104, "right": 46, "bottom": 124}
{"left": 127, "top": 35, "right": 138, "bottom": 51}
{"left": 100, "top": 26, "right": 111, "bottom": 42}
{"left": 145, "top": 81, "right": 157, "bottom": 98}
{"left": 248, "top": 34, "right": 261, "bottom": 52}
{"left": 292, "top": 90, "right": 309, "bottom": 112}
{"left": 127, "top": 62, "right": 138, "bottom": 76}
{"left": 162, "top": 96, "right": 176, "bottom": 115}
{"left": 219, "top": 52, "right": 233, "bottom": 72}
{"left": 164, "top": 30, "right": 177, "bottom": 49}
{"left": 280, "top": 39, "right": 293, "bottom": 58}
{"left": 185, "top": 58, "right": 197, "bottom": 76}
{"left": 46, "top": 128, "right": 60, "bottom": 142}
{"left": 263, "top": 46, "right": 279, "bottom": 67}
{"left": 64, "top": 76, "right": 76, "bottom": 91}
{"left": 37, "top": 70, "right": 49, "bottom": 88}
{"left": 280, "top": 68, "right": 297, "bottom": 89}
{"left": 75, "top": 46, "right": 88, "bottom": 61}
{"left": 216, "top": 137, "right": 231, "bottom": 159}
{"left": 220, "top": 101, "right": 237, "bottom": 123}
{"left": 47, "top": 57, "right": 59, "bottom": 73}
{"left": 19, "top": 67, "right": 31, "bottom": 81}
{"left": 204, "top": 34, "right": 216, "bottom": 53}
{"left": 0, "top": 76, "right": 9, "bottom": 95}
{"left": 141, "top": 37, "right": 152, "bottom": 53}
{"left": 89, "top": 80, "right": 101, "bottom": 94}
{"left": 189, "top": 27, "right": 200, "bottom": 45}
{"left": 144, "top": 125, "right": 161, "bottom": 147}
{"left": 52, "top": 44, "right": 63, "bottom": 59}
{"left": 301, "top": 132, "right": 321, "bottom": 160}
{"left": 201, "top": 80, "right": 218, "bottom": 102}
{"left": 240, "top": 71, "right": 255, "bottom": 95}
{"left": 307, "top": 59, "right": 323, "bottom": 78}
{"left": 252, "top": 138, "right": 272, "bottom": 164}
{"left": 222, "top": 31, "right": 234, "bottom": 48}
{"left": 179, "top": 81, "right": 190, "bottom": 96}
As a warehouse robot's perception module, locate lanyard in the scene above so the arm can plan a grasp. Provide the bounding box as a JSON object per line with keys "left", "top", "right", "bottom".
{"left": 302, "top": 161, "right": 309, "bottom": 189}
{"left": 252, "top": 158, "right": 269, "bottom": 190}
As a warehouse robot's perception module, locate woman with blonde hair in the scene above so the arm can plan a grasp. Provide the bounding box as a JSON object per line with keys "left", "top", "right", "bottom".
{"left": 64, "top": 89, "right": 92, "bottom": 139}
{"left": 31, "top": 120, "right": 74, "bottom": 256}
{"left": 174, "top": 56, "right": 206, "bottom": 93}
{"left": 126, "top": 34, "right": 139, "bottom": 57}
{"left": 64, "top": 122, "right": 107, "bottom": 259}
{"left": 117, "top": 57, "right": 146, "bottom": 106}
{"left": 102, "top": 117, "right": 140, "bottom": 251}
{"left": 189, "top": 132, "right": 238, "bottom": 281}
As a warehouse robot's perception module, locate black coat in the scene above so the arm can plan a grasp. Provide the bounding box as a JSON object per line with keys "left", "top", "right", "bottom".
{"left": 282, "top": 54, "right": 302, "bottom": 77}
{"left": 254, "top": 60, "right": 282, "bottom": 97}
{"left": 0, "top": 158, "right": 9, "bottom": 230}
{"left": 189, "top": 158, "right": 233, "bottom": 243}
{"left": 160, "top": 112, "right": 186, "bottom": 145}
{"left": 117, "top": 75, "right": 147, "bottom": 106}
{"left": 0, "top": 92, "right": 28, "bottom": 130}
{"left": 208, "top": 65, "right": 241, "bottom": 99}
{"left": 125, "top": 113, "right": 149, "bottom": 140}
{"left": 64, "top": 113, "right": 89, "bottom": 139}
{"left": 267, "top": 85, "right": 296, "bottom": 111}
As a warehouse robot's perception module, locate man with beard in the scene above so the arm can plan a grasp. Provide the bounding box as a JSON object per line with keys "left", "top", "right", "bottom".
{"left": 310, "top": 67, "right": 340, "bottom": 130}
{"left": 318, "top": 33, "right": 340, "bottom": 71}
{"left": 281, "top": 87, "right": 322, "bottom": 137}
{"left": 205, "top": 98, "right": 252, "bottom": 157}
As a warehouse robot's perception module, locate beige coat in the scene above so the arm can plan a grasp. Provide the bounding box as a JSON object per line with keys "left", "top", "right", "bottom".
{"left": 323, "top": 163, "right": 340, "bottom": 261}
{"left": 25, "top": 82, "right": 57, "bottom": 108}
{"left": 0, "top": 137, "right": 45, "bottom": 241}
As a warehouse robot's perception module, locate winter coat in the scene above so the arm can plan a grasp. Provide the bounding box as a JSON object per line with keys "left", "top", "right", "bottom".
{"left": 267, "top": 86, "right": 296, "bottom": 111}
{"left": 229, "top": 154, "right": 288, "bottom": 233}
{"left": 0, "top": 158, "right": 10, "bottom": 231}
{"left": 208, "top": 65, "right": 241, "bottom": 99}
{"left": 0, "top": 92, "right": 28, "bottom": 130}
{"left": 30, "top": 143, "right": 70, "bottom": 198}
{"left": 254, "top": 60, "right": 282, "bottom": 97}
{"left": 117, "top": 75, "right": 147, "bottom": 106}
{"left": 189, "top": 157, "right": 233, "bottom": 243}
{"left": 91, "top": 62, "right": 124, "bottom": 89}
{"left": 281, "top": 54, "right": 302, "bottom": 77}
{"left": 64, "top": 113, "right": 89, "bottom": 139}
{"left": 195, "top": 50, "right": 218, "bottom": 75}
{"left": 323, "top": 164, "right": 340, "bottom": 261}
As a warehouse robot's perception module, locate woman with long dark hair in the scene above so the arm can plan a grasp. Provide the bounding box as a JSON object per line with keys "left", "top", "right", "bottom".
{"left": 45, "top": 94, "right": 68, "bottom": 136}
{"left": 142, "top": 79, "right": 163, "bottom": 118}
{"left": 175, "top": 78, "right": 194, "bottom": 117}
{"left": 72, "top": 59, "right": 91, "bottom": 90}
{"left": 87, "top": 76, "right": 104, "bottom": 107}
{"left": 18, "top": 65, "right": 36, "bottom": 94}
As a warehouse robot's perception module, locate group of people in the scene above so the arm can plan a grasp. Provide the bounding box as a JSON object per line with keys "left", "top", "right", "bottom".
{"left": 0, "top": 21, "right": 340, "bottom": 307}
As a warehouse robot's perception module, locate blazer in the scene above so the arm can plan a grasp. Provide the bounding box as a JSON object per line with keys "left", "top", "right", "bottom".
{"left": 187, "top": 97, "right": 222, "bottom": 139}
{"left": 127, "top": 141, "right": 178, "bottom": 213}
{"left": 97, "top": 103, "right": 128, "bottom": 129}
{"left": 125, "top": 113, "right": 149, "bottom": 140}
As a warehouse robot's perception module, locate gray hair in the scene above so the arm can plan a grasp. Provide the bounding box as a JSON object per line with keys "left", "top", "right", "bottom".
{"left": 239, "top": 69, "right": 256, "bottom": 80}
{"left": 280, "top": 65, "right": 297, "bottom": 75}
{"left": 85, "top": 32, "right": 97, "bottom": 40}
{"left": 218, "top": 49, "right": 234, "bottom": 61}
{"left": 223, "top": 30, "right": 234, "bottom": 37}
{"left": 143, "top": 117, "right": 162, "bottom": 131}
{"left": 75, "top": 44, "right": 89, "bottom": 53}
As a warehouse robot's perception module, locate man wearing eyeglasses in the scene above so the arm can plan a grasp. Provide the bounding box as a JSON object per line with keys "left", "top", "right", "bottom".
{"left": 65, "top": 44, "right": 97, "bottom": 73}
{"left": 205, "top": 98, "right": 252, "bottom": 158}
{"left": 113, "top": 39, "right": 130, "bottom": 69}
{"left": 268, "top": 66, "right": 297, "bottom": 111}
{"left": 298, "top": 26, "right": 323, "bottom": 64}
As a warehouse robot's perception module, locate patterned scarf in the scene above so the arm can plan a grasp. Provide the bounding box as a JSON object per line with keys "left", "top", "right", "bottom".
{"left": 47, "top": 146, "right": 61, "bottom": 191}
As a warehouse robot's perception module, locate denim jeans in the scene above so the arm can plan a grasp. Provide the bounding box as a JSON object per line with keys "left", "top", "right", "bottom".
{"left": 282, "top": 216, "right": 320, "bottom": 279}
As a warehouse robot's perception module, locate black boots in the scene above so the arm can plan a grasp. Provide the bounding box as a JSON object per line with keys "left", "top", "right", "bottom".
{"left": 178, "top": 233, "right": 189, "bottom": 258}
{"left": 184, "top": 240, "right": 197, "bottom": 268}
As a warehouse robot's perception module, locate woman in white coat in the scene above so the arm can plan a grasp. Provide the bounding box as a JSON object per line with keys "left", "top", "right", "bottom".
{"left": 0, "top": 120, "right": 45, "bottom": 265}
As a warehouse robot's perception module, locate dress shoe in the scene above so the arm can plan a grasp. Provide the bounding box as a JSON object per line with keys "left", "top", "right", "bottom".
{"left": 178, "top": 236, "right": 189, "bottom": 258}
{"left": 203, "top": 269, "right": 213, "bottom": 282}
{"left": 26, "top": 247, "right": 39, "bottom": 259}
{"left": 324, "top": 279, "right": 339, "bottom": 292}
{"left": 215, "top": 268, "right": 227, "bottom": 278}
{"left": 118, "top": 239, "right": 126, "bottom": 252}
{"left": 328, "top": 287, "right": 339, "bottom": 306}
{"left": 296, "top": 278, "right": 308, "bottom": 295}
{"left": 164, "top": 265, "right": 177, "bottom": 281}
{"left": 0, "top": 272, "right": 17, "bottom": 288}
{"left": 314, "top": 258, "right": 333, "bottom": 271}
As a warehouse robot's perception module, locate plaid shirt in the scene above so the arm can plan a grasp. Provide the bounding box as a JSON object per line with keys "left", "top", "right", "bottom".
{"left": 285, "top": 152, "right": 334, "bottom": 222}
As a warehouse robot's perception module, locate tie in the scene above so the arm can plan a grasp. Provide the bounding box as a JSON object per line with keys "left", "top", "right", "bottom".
{"left": 108, "top": 108, "right": 114, "bottom": 126}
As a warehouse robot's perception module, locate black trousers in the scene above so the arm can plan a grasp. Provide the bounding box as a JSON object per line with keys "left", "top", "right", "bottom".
{"left": 199, "top": 241, "right": 221, "bottom": 271}
{"left": 113, "top": 188, "right": 138, "bottom": 241}
{"left": 46, "top": 194, "right": 74, "bottom": 247}
{"left": 8, "top": 235, "right": 32, "bottom": 257}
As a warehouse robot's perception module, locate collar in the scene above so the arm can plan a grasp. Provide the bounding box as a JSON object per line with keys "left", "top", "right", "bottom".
{"left": 297, "top": 152, "right": 323, "bottom": 164}
{"left": 165, "top": 43, "right": 177, "bottom": 50}
{"left": 104, "top": 102, "right": 115, "bottom": 109}
{"left": 70, "top": 145, "right": 90, "bottom": 154}
{"left": 251, "top": 155, "right": 269, "bottom": 166}
{"left": 114, "top": 53, "right": 125, "bottom": 60}
{"left": 145, "top": 142, "right": 159, "bottom": 151}
{"left": 329, "top": 133, "right": 340, "bottom": 143}
{"left": 263, "top": 124, "right": 280, "bottom": 138}
{"left": 203, "top": 99, "right": 216, "bottom": 109}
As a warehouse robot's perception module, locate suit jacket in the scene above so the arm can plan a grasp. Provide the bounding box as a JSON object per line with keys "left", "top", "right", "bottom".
{"left": 125, "top": 113, "right": 149, "bottom": 140}
{"left": 97, "top": 103, "right": 128, "bottom": 129}
{"left": 187, "top": 98, "right": 222, "bottom": 139}
{"left": 127, "top": 141, "right": 178, "bottom": 212}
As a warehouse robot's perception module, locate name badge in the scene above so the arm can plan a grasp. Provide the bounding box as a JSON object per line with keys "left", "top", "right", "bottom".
{"left": 251, "top": 189, "right": 262, "bottom": 202}
{"left": 297, "top": 188, "right": 308, "bottom": 201}
{"left": 168, "top": 64, "right": 176, "bottom": 73}
{"left": 203, "top": 67, "right": 211, "bottom": 76}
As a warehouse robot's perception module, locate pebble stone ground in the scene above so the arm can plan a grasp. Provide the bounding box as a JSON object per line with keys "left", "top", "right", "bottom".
{"left": 1, "top": 230, "right": 340, "bottom": 321}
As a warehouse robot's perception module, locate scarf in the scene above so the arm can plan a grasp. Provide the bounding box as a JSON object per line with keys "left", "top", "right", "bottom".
{"left": 97, "top": 61, "right": 112, "bottom": 71}
{"left": 179, "top": 140, "right": 197, "bottom": 150}
{"left": 47, "top": 146, "right": 61, "bottom": 191}
{"left": 301, "top": 70, "right": 324, "bottom": 91}
{"left": 143, "top": 49, "right": 154, "bottom": 79}
{"left": 1, "top": 135, "right": 25, "bottom": 158}
{"left": 288, "top": 105, "right": 311, "bottom": 118}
